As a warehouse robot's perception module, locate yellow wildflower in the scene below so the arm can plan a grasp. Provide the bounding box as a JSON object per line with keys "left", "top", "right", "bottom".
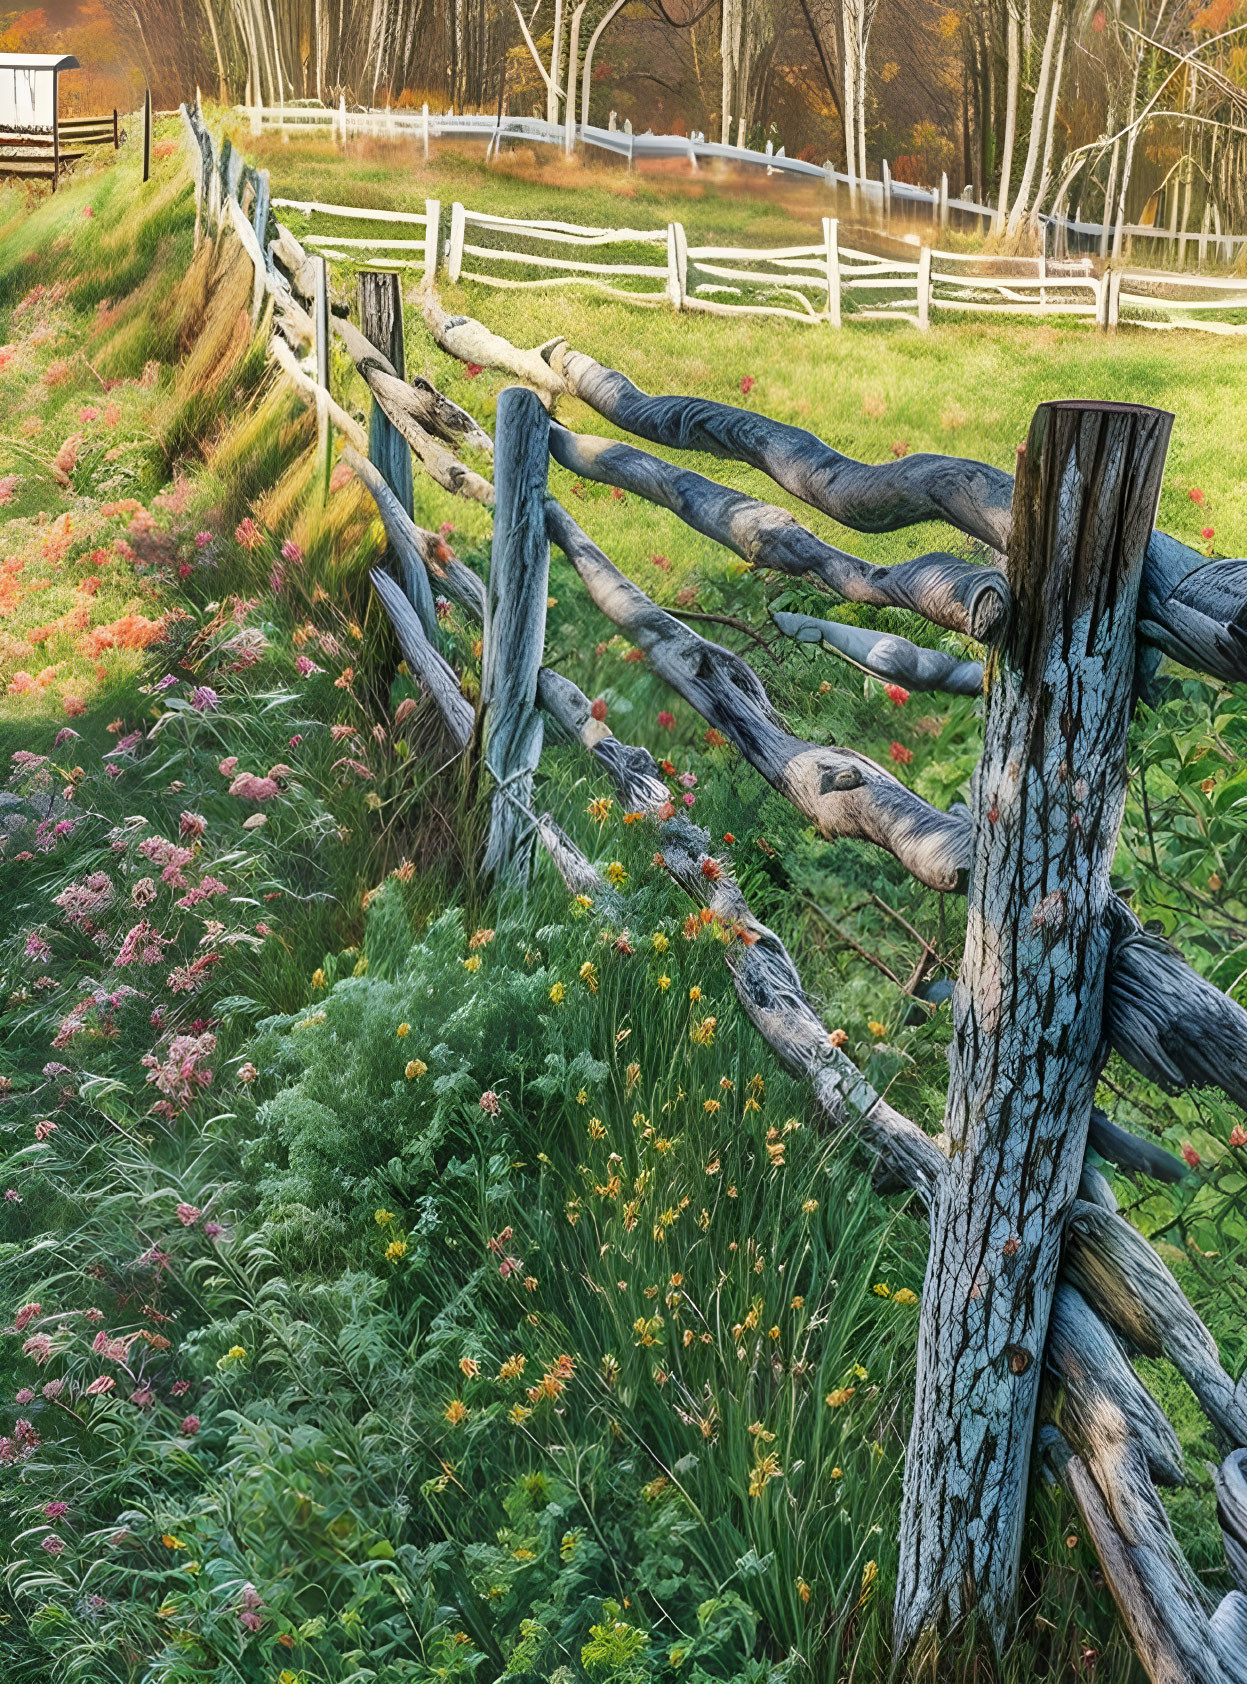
{"left": 690, "top": 1016, "right": 717, "bottom": 1046}
{"left": 498, "top": 1354, "right": 526, "bottom": 1381}
{"left": 605, "top": 860, "right": 628, "bottom": 887}
{"left": 588, "top": 1117, "right": 607, "bottom": 1140}
{"left": 652, "top": 931, "right": 669, "bottom": 952}
{"left": 852, "top": 1364, "right": 868, "bottom": 1380}
{"left": 227, "top": 1345, "right": 246, "bottom": 1360}
{"left": 576, "top": 1088, "right": 588, "bottom": 1104}
{"left": 830, "top": 1466, "right": 843, "bottom": 1479}
{"left": 575, "top": 894, "right": 593, "bottom": 911}
{"left": 444, "top": 1398, "right": 469, "bottom": 1425}
{"left": 748, "top": 1452, "right": 783, "bottom": 1498}
{"left": 508, "top": 1403, "right": 532, "bottom": 1424}
{"left": 703, "top": 1098, "right": 721, "bottom": 1114}
{"left": 396, "top": 1022, "right": 410, "bottom": 1038}
{"left": 860, "top": 1560, "right": 878, "bottom": 1601}
{"left": 656, "top": 974, "right": 671, "bottom": 990}
{"left": 893, "top": 1287, "right": 918, "bottom": 1305}
{"left": 311, "top": 968, "right": 325, "bottom": 989}
{"left": 352, "top": 956, "right": 369, "bottom": 976}
{"left": 162, "top": 1535, "right": 186, "bottom": 1550}
{"left": 791, "top": 1295, "right": 805, "bottom": 1309}
{"left": 406, "top": 1058, "right": 427, "bottom": 1079}
{"left": 463, "top": 955, "right": 482, "bottom": 972}
{"left": 797, "top": 1577, "right": 811, "bottom": 1604}
{"left": 579, "top": 961, "right": 599, "bottom": 993}
{"left": 587, "top": 796, "right": 613, "bottom": 824}
{"left": 459, "top": 1357, "right": 480, "bottom": 1378}
{"left": 802, "top": 1198, "right": 818, "bottom": 1214}
{"left": 825, "top": 1387, "right": 855, "bottom": 1408}
{"left": 385, "top": 1239, "right": 407, "bottom": 1262}
{"left": 549, "top": 981, "right": 565, "bottom": 1003}
{"left": 374, "top": 1208, "right": 394, "bottom": 1226}
{"left": 868, "top": 1020, "right": 887, "bottom": 1038}
{"left": 688, "top": 985, "right": 702, "bottom": 1002}
{"left": 873, "top": 1282, "right": 891, "bottom": 1298}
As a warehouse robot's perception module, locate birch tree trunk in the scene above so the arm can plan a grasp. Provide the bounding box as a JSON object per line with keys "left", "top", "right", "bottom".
{"left": 1005, "top": 0, "right": 1061, "bottom": 235}
{"left": 993, "top": 4, "right": 1020, "bottom": 233}
{"left": 893, "top": 400, "right": 1173, "bottom": 1659}
{"left": 1028, "top": 23, "right": 1066, "bottom": 230}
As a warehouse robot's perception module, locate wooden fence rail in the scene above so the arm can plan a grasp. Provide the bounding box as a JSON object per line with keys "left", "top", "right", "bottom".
{"left": 179, "top": 103, "right": 1247, "bottom": 1684}
{"left": 237, "top": 101, "right": 1247, "bottom": 266}
{"left": 274, "top": 194, "right": 1247, "bottom": 335}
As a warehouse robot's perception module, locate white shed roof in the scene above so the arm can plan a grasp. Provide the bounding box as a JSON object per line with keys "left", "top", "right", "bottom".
{"left": 0, "top": 54, "right": 79, "bottom": 72}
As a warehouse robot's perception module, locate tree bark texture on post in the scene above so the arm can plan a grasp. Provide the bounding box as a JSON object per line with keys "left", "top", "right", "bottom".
{"left": 893, "top": 400, "right": 1173, "bottom": 1658}
{"left": 481, "top": 386, "right": 551, "bottom": 884}
{"left": 359, "top": 270, "right": 415, "bottom": 520}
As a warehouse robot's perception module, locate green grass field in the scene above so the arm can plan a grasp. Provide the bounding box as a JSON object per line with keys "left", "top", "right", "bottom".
{"left": 0, "top": 125, "right": 1244, "bottom": 1684}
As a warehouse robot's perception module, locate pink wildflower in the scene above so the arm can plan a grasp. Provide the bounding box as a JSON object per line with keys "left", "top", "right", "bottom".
{"left": 175, "top": 1202, "right": 201, "bottom": 1226}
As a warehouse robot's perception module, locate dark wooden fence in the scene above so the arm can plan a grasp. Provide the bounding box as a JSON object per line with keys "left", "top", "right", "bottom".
{"left": 0, "top": 107, "right": 121, "bottom": 191}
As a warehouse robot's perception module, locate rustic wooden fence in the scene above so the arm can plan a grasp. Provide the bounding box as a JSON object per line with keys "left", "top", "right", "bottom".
{"left": 0, "top": 105, "right": 122, "bottom": 190}
{"left": 240, "top": 97, "right": 1247, "bottom": 270}
{"left": 271, "top": 193, "right": 1247, "bottom": 334}
{"left": 182, "top": 101, "right": 1247, "bottom": 1684}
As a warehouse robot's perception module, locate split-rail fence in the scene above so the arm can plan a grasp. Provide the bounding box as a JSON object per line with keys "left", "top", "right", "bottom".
{"left": 180, "top": 101, "right": 1247, "bottom": 1684}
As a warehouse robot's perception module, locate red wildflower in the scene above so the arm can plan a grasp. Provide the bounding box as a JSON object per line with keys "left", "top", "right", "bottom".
{"left": 700, "top": 857, "right": 724, "bottom": 880}
{"left": 590, "top": 696, "right": 608, "bottom": 721}
{"left": 884, "top": 684, "right": 910, "bottom": 705}
{"left": 740, "top": 376, "right": 756, "bottom": 395}
{"left": 1188, "top": 487, "right": 1205, "bottom": 506}
{"left": 1201, "top": 527, "right": 1215, "bottom": 542}
{"left": 657, "top": 711, "right": 676, "bottom": 729}
{"left": 1181, "top": 1141, "right": 1201, "bottom": 1169}
{"left": 1229, "top": 1124, "right": 1247, "bottom": 1147}
{"left": 704, "top": 728, "right": 728, "bottom": 748}
{"left": 889, "top": 741, "right": 913, "bottom": 765}
{"left": 464, "top": 363, "right": 483, "bottom": 377}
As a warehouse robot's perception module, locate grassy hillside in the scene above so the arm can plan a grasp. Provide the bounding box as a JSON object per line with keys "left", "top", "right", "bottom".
{"left": 0, "top": 129, "right": 1243, "bottom": 1683}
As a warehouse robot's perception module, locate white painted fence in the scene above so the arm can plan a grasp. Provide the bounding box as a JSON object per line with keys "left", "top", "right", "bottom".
{"left": 270, "top": 196, "right": 1247, "bottom": 334}
{"left": 243, "top": 101, "right": 1247, "bottom": 264}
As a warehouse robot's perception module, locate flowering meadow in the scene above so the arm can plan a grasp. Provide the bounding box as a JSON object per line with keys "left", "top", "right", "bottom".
{"left": 1, "top": 136, "right": 1245, "bottom": 1684}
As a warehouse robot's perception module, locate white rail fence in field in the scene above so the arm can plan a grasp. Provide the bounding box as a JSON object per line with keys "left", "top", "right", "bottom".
{"left": 244, "top": 100, "right": 1247, "bottom": 265}
{"left": 269, "top": 195, "right": 1247, "bottom": 334}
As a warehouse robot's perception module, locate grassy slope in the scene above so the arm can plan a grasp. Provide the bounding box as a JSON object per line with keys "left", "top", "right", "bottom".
{"left": 0, "top": 128, "right": 1243, "bottom": 1682}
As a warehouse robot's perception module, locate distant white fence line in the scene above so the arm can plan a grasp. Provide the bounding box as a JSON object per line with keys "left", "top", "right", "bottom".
{"left": 245, "top": 100, "right": 1247, "bottom": 265}
{"left": 268, "top": 194, "right": 1247, "bottom": 335}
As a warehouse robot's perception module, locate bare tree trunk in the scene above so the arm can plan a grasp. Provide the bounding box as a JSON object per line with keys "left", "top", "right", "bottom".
{"left": 1111, "top": 52, "right": 1143, "bottom": 260}
{"left": 1006, "top": 0, "right": 1060, "bottom": 234}
{"left": 547, "top": 0, "right": 565, "bottom": 121}
{"left": 581, "top": 0, "right": 624, "bottom": 126}
{"left": 893, "top": 400, "right": 1173, "bottom": 1659}
{"left": 993, "top": 3, "right": 1020, "bottom": 233}
{"left": 1028, "top": 22, "right": 1066, "bottom": 230}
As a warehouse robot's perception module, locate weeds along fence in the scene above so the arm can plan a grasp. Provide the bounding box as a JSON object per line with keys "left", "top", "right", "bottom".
{"left": 178, "top": 98, "right": 1247, "bottom": 1684}
{"left": 271, "top": 193, "right": 1247, "bottom": 334}
{"left": 240, "top": 98, "right": 1247, "bottom": 269}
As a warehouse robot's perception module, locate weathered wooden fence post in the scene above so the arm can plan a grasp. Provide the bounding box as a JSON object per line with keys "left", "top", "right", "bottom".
{"left": 421, "top": 101, "right": 430, "bottom": 160}
{"left": 823, "top": 216, "right": 841, "bottom": 327}
{"left": 359, "top": 270, "right": 414, "bottom": 520}
{"left": 142, "top": 88, "right": 151, "bottom": 181}
{"left": 916, "top": 245, "right": 932, "bottom": 330}
{"left": 447, "top": 201, "right": 466, "bottom": 284}
{"left": 312, "top": 254, "right": 332, "bottom": 503}
{"left": 481, "top": 387, "right": 551, "bottom": 884}
{"left": 666, "top": 222, "right": 685, "bottom": 310}
{"left": 423, "top": 198, "right": 440, "bottom": 285}
{"left": 893, "top": 399, "right": 1173, "bottom": 1661}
